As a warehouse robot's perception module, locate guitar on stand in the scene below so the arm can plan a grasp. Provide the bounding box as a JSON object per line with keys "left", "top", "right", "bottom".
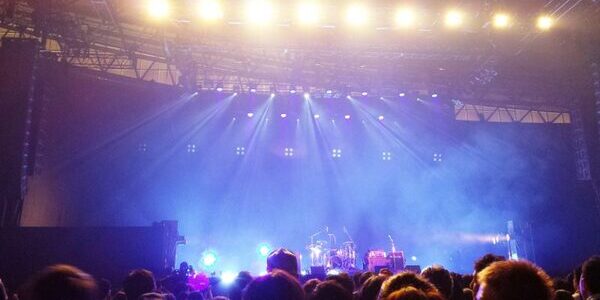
{"left": 387, "top": 234, "right": 405, "bottom": 273}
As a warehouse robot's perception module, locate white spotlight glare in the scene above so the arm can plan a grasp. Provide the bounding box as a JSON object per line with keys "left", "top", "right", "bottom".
{"left": 361, "top": 91, "right": 368, "bottom": 96}
{"left": 399, "top": 92, "right": 406, "bottom": 97}
{"left": 304, "top": 92, "right": 310, "bottom": 98}
{"left": 378, "top": 115, "right": 384, "bottom": 121}
{"left": 314, "top": 114, "right": 320, "bottom": 119}
{"left": 445, "top": 10, "right": 464, "bottom": 28}
{"left": 247, "top": 112, "right": 254, "bottom": 118}
{"left": 346, "top": 3, "right": 369, "bottom": 27}
{"left": 537, "top": 15, "right": 554, "bottom": 31}
{"left": 198, "top": 0, "right": 224, "bottom": 22}
{"left": 146, "top": 0, "right": 171, "bottom": 20}
{"left": 395, "top": 7, "right": 416, "bottom": 28}
{"left": 221, "top": 271, "right": 237, "bottom": 285}
{"left": 245, "top": 0, "right": 275, "bottom": 25}
{"left": 297, "top": 2, "right": 321, "bottom": 25}
{"left": 431, "top": 93, "right": 438, "bottom": 98}
{"left": 344, "top": 115, "right": 351, "bottom": 120}
{"left": 280, "top": 113, "right": 287, "bottom": 118}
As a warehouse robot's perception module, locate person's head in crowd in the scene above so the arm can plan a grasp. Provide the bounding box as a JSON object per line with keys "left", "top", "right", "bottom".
{"left": 385, "top": 287, "right": 428, "bottom": 300}
{"left": 580, "top": 256, "right": 600, "bottom": 299}
{"left": 554, "top": 289, "right": 573, "bottom": 300}
{"left": 475, "top": 260, "right": 552, "bottom": 300}
{"left": 310, "top": 280, "right": 353, "bottom": 300}
{"left": 179, "top": 262, "right": 189, "bottom": 275}
{"left": 359, "top": 275, "right": 388, "bottom": 300}
{"left": 359, "top": 272, "right": 375, "bottom": 287}
{"left": 379, "top": 272, "right": 442, "bottom": 300}
{"left": 0, "top": 278, "right": 8, "bottom": 300}
{"left": 552, "top": 278, "right": 571, "bottom": 292}
{"left": 27, "top": 264, "right": 98, "bottom": 300}
{"left": 96, "top": 278, "right": 111, "bottom": 300}
{"left": 571, "top": 266, "right": 582, "bottom": 294}
{"left": 462, "top": 288, "right": 474, "bottom": 300}
{"left": 140, "top": 292, "right": 166, "bottom": 300}
{"left": 474, "top": 254, "right": 506, "bottom": 276}
{"left": 266, "top": 248, "right": 299, "bottom": 278}
{"left": 229, "top": 271, "right": 254, "bottom": 300}
{"left": 187, "top": 292, "right": 203, "bottom": 300}
{"left": 303, "top": 279, "right": 321, "bottom": 298}
{"left": 353, "top": 272, "right": 364, "bottom": 291}
{"left": 471, "top": 254, "right": 506, "bottom": 291}
{"left": 243, "top": 270, "right": 304, "bottom": 300}
{"left": 380, "top": 268, "right": 394, "bottom": 277}
{"left": 421, "top": 265, "right": 453, "bottom": 300}
{"left": 326, "top": 273, "right": 354, "bottom": 295}
{"left": 124, "top": 269, "right": 156, "bottom": 300}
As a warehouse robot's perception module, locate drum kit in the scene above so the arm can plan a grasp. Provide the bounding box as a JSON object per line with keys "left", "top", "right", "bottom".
{"left": 307, "top": 230, "right": 406, "bottom": 273}
{"left": 306, "top": 226, "right": 357, "bottom": 271}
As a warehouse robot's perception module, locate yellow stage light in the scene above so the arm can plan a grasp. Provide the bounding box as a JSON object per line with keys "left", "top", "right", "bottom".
{"left": 492, "top": 13, "right": 511, "bottom": 29}
{"left": 345, "top": 3, "right": 369, "bottom": 27}
{"left": 297, "top": 2, "right": 322, "bottom": 25}
{"left": 198, "top": 0, "right": 224, "bottom": 22}
{"left": 395, "top": 7, "right": 416, "bottom": 28}
{"left": 537, "top": 15, "right": 554, "bottom": 31}
{"left": 445, "top": 10, "right": 464, "bottom": 28}
{"left": 245, "top": 0, "right": 275, "bottom": 25}
{"left": 146, "top": 0, "right": 171, "bottom": 20}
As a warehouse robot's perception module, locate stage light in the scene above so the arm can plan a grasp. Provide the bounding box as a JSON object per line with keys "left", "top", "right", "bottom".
{"left": 197, "top": 0, "right": 224, "bottom": 22}
{"left": 297, "top": 2, "right": 321, "bottom": 25}
{"left": 327, "top": 269, "right": 341, "bottom": 276}
{"left": 247, "top": 112, "right": 254, "bottom": 118}
{"left": 146, "top": 0, "right": 171, "bottom": 20}
{"left": 326, "top": 90, "right": 333, "bottom": 94}
{"left": 187, "top": 144, "right": 197, "bottom": 153}
{"left": 245, "top": 0, "right": 275, "bottom": 25}
{"left": 395, "top": 7, "right": 416, "bottom": 28}
{"left": 304, "top": 92, "right": 310, "bottom": 98}
{"left": 361, "top": 91, "right": 368, "bottom": 96}
{"left": 399, "top": 92, "right": 406, "bottom": 97}
{"left": 537, "top": 15, "right": 554, "bottom": 31}
{"left": 216, "top": 87, "right": 223, "bottom": 92}
{"left": 345, "top": 3, "right": 369, "bottom": 27}
{"left": 411, "top": 256, "right": 417, "bottom": 261}
{"left": 258, "top": 244, "right": 271, "bottom": 257}
{"left": 344, "top": 115, "right": 351, "bottom": 120}
{"left": 290, "top": 89, "right": 297, "bottom": 94}
{"left": 314, "top": 114, "right": 320, "bottom": 119}
{"left": 378, "top": 115, "right": 384, "bottom": 121}
{"left": 280, "top": 113, "right": 287, "bottom": 118}
{"left": 332, "top": 149, "right": 342, "bottom": 158}
{"left": 492, "top": 13, "right": 511, "bottom": 29}
{"left": 444, "top": 10, "right": 464, "bottom": 28}
{"left": 235, "top": 147, "right": 245, "bottom": 156}
{"left": 221, "top": 271, "right": 237, "bottom": 285}
{"left": 284, "top": 148, "right": 294, "bottom": 156}
{"left": 250, "top": 88, "right": 257, "bottom": 93}
{"left": 382, "top": 152, "right": 392, "bottom": 160}
{"left": 201, "top": 251, "right": 217, "bottom": 267}
{"left": 433, "top": 153, "right": 443, "bottom": 162}
{"left": 431, "top": 93, "right": 438, "bottom": 98}
{"left": 270, "top": 93, "right": 276, "bottom": 97}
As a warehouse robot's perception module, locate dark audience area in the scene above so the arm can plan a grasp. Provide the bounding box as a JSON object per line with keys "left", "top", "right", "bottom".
{"left": 0, "top": 250, "right": 598, "bottom": 300}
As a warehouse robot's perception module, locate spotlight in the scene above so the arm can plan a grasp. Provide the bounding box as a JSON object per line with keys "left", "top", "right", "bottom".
{"left": 146, "top": 0, "right": 171, "bottom": 20}
{"left": 395, "top": 7, "right": 416, "bottom": 28}
{"left": 411, "top": 256, "right": 417, "bottom": 261}
{"left": 492, "top": 13, "right": 511, "bottom": 29}
{"left": 399, "top": 92, "right": 406, "bottom": 97}
{"left": 344, "top": 115, "right": 351, "bottom": 120}
{"left": 314, "top": 114, "right": 320, "bottom": 119}
{"left": 290, "top": 89, "right": 297, "bottom": 94}
{"left": 382, "top": 151, "right": 392, "bottom": 160}
{"left": 270, "top": 93, "right": 276, "bottom": 97}
{"left": 258, "top": 244, "right": 271, "bottom": 257}
{"left": 247, "top": 112, "right": 254, "bottom": 118}
{"left": 536, "top": 15, "right": 554, "bottom": 31}
{"left": 235, "top": 146, "right": 245, "bottom": 156}
{"left": 431, "top": 93, "right": 438, "bottom": 98}
{"left": 304, "top": 92, "right": 310, "bottom": 98}
{"left": 445, "top": 10, "right": 464, "bottom": 28}
{"left": 201, "top": 251, "right": 217, "bottom": 267}
{"left": 197, "top": 0, "right": 224, "bottom": 22}
{"left": 297, "top": 2, "right": 321, "bottom": 25}
{"left": 245, "top": 0, "right": 275, "bottom": 25}
{"left": 378, "top": 115, "right": 384, "bottom": 121}
{"left": 284, "top": 148, "right": 294, "bottom": 156}
{"left": 327, "top": 269, "right": 341, "bottom": 276}
{"left": 326, "top": 90, "right": 333, "bottom": 94}
{"left": 221, "top": 271, "right": 237, "bottom": 285}
{"left": 216, "top": 87, "right": 223, "bottom": 92}
{"left": 280, "top": 113, "right": 287, "bottom": 118}
{"left": 345, "top": 3, "right": 369, "bottom": 27}
{"left": 361, "top": 91, "right": 368, "bottom": 96}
